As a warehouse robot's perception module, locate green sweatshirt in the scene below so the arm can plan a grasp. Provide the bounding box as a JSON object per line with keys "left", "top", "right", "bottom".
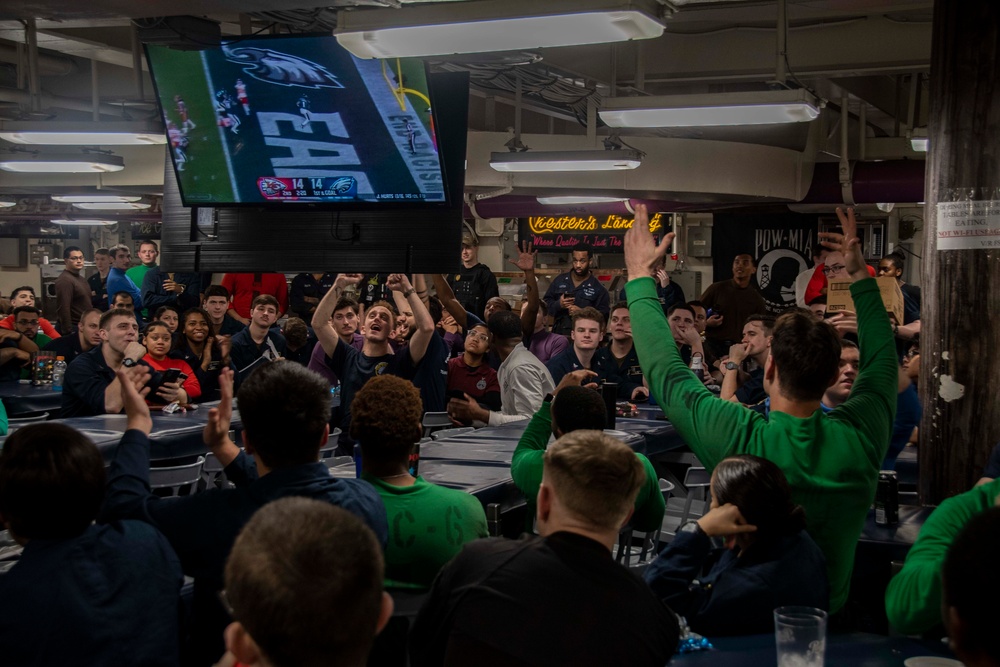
{"left": 626, "top": 276, "right": 897, "bottom": 613}
{"left": 885, "top": 477, "right": 1000, "bottom": 634}
{"left": 511, "top": 399, "right": 666, "bottom": 533}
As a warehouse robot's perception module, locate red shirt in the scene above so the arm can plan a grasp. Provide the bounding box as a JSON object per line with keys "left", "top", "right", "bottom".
{"left": 220, "top": 273, "right": 289, "bottom": 319}
{"left": 447, "top": 356, "right": 501, "bottom": 410}
{"left": 0, "top": 314, "right": 60, "bottom": 339}
{"left": 142, "top": 355, "right": 202, "bottom": 402}
{"left": 804, "top": 263, "right": 877, "bottom": 305}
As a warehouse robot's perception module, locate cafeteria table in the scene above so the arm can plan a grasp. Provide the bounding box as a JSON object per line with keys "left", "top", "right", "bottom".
{"left": 0, "top": 380, "right": 64, "bottom": 418}
{"left": 669, "top": 632, "right": 954, "bottom": 666}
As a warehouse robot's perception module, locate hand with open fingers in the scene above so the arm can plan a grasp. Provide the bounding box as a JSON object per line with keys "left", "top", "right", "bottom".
{"left": 118, "top": 366, "right": 153, "bottom": 435}
{"left": 624, "top": 204, "right": 674, "bottom": 280}
{"left": 697, "top": 503, "right": 758, "bottom": 542}
{"left": 706, "top": 313, "right": 724, "bottom": 327}
{"left": 555, "top": 369, "right": 599, "bottom": 395}
{"left": 447, "top": 393, "right": 487, "bottom": 424}
{"left": 818, "top": 207, "right": 869, "bottom": 280}
{"left": 655, "top": 268, "right": 670, "bottom": 288}
{"left": 204, "top": 368, "right": 235, "bottom": 450}
{"left": 828, "top": 310, "right": 858, "bottom": 336}
{"left": 508, "top": 241, "right": 537, "bottom": 272}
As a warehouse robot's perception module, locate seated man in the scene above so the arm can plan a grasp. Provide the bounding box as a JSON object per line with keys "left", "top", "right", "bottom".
{"left": 12, "top": 306, "right": 52, "bottom": 349}
{"left": 281, "top": 316, "right": 316, "bottom": 366}
{"left": 447, "top": 311, "right": 554, "bottom": 426}
{"left": 525, "top": 300, "right": 569, "bottom": 364}
{"left": 203, "top": 284, "right": 247, "bottom": 336}
{"left": 511, "top": 374, "right": 664, "bottom": 533}
{"left": 44, "top": 307, "right": 102, "bottom": 364}
{"left": 352, "top": 375, "right": 487, "bottom": 588}
{"left": 229, "top": 295, "right": 286, "bottom": 389}
{"left": 61, "top": 308, "right": 147, "bottom": 418}
{"left": 0, "top": 422, "right": 182, "bottom": 666}
{"left": 941, "top": 507, "right": 1000, "bottom": 667}
{"left": 308, "top": 295, "right": 364, "bottom": 385}
{"left": 594, "top": 301, "right": 648, "bottom": 401}
{"left": 99, "top": 362, "right": 388, "bottom": 665}
{"left": 719, "top": 314, "right": 773, "bottom": 406}
{"left": 447, "top": 322, "right": 501, "bottom": 414}
{"left": 218, "top": 498, "right": 392, "bottom": 667}
{"left": 667, "top": 303, "right": 709, "bottom": 371}
{"left": 885, "top": 475, "right": 1000, "bottom": 634}
{"left": 624, "top": 204, "right": 898, "bottom": 614}
{"left": 545, "top": 307, "right": 607, "bottom": 386}
{"left": 0, "top": 286, "right": 59, "bottom": 338}
{"left": 409, "top": 430, "right": 680, "bottom": 667}
{"left": 0, "top": 326, "right": 37, "bottom": 383}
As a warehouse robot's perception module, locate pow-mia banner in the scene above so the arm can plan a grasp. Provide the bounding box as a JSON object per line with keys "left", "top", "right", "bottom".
{"left": 518, "top": 212, "right": 669, "bottom": 253}
{"left": 712, "top": 212, "right": 819, "bottom": 315}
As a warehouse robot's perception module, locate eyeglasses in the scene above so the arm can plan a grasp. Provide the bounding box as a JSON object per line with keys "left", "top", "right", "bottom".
{"left": 466, "top": 332, "right": 490, "bottom": 342}
{"left": 67, "top": 255, "right": 85, "bottom": 261}
{"left": 822, "top": 264, "right": 846, "bottom": 276}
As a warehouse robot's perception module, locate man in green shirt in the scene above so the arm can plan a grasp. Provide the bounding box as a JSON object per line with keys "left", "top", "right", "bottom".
{"left": 511, "top": 371, "right": 665, "bottom": 533}
{"left": 126, "top": 241, "right": 158, "bottom": 319}
{"left": 623, "top": 204, "right": 898, "bottom": 613}
{"left": 351, "top": 374, "right": 488, "bottom": 590}
{"left": 886, "top": 477, "right": 1000, "bottom": 634}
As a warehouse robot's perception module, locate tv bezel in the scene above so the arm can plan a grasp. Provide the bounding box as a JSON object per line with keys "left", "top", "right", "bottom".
{"left": 144, "top": 33, "right": 453, "bottom": 211}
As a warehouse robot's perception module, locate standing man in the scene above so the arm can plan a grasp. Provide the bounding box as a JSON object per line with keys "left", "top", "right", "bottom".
{"left": 43, "top": 308, "right": 102, "bottom": 364}
{"left": 228, "top": 295, "right": 286, "bottom": 388}
{"left": 595, "top": 302, "right": 648, "bottom": 401}
{"left": 88, "top": 248, "right": 111, "bottom": 309}
{"left": 60, "top": 308, "right": 149, "bottom": 418}
{"left": 142, "top": 265, "right": 202, "bottom": 316}
{"left": 543, "top": 242, "right": 610, "bottom": 336}
{"left": 699, "top": 254, "right": 767, "bottom": 358}
{"left": 106, "top": 245, "right": 143, "bottom": 316}
{"left": 446, "top": 228, "right": 499, "bottom": 321}
{"left": 545, "top": 308, "right": 607, "bottom": 387}
{"left": 290, "top": 272, "right": 336, "bottom": 321}
{"left": 878, "top": 253, "right": 921, "bottom": 323}
{"left": 126, "top": 242, "right": 159, "bottom": 303}
{"left": 719, "top": 314, "right": 774, "bottom": 405}
{"left": 54, "top": 246, "right": 91, "bottom": 333}
{"left": 624, "top": 204, "right": 897, "bottom": 615}
{"left": 221, "top": 272, "right": 289, "bottom": 325}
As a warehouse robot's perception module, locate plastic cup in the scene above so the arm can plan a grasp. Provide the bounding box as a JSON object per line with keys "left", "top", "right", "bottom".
{"left": 774, "top": 606, "right": 827, "bottom": 667}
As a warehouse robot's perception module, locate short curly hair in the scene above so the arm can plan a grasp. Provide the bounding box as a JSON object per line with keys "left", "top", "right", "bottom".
{"left": 350, "top": 375, "right": 422, "bottom": 465}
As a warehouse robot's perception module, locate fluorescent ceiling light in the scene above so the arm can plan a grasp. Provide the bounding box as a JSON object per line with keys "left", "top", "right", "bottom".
{"left": 537, "top": 196, "right": 629, "bottom": 205}
{"left": 52, "top": 194, "right": 142, "bottom": 203}
{"left": 0, "top": 197, "right": 16, "bottom": 208}
{"left": 72, "top": 202, "right": 150, "bottom": 211}
{"left": 909, "top": 128, "right": 928, "bottom": 152}
{"left": 0, "top": 121, "right": 166, "bottom": 145}
{"left": 335, "top": 0, "right": 664, "bottom": 59}
{"left": 50, "top": 218, "right": 118, "bottom": 226}
{"left": 600, "top": 89, "right": 821, "bottom": 128}
{"left": 490, "top": 149, "right": 642, "bottom": 172}
{"left": 0, "top": 153, "right": 124, "bottom": 173}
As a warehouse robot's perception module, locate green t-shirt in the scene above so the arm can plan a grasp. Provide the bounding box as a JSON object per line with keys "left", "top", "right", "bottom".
{"left": 885, "top": 477, "right": 1000, "bottom": 634}
{"left": 510, "top": 399, "right": 665, "bottom": 533}
{"left": 362, "top": 474, "right": 488, "bottom": 590}
{"left": 626, "top": 276, "right": 898, "bottom": 613}
{"left": 126, "top": 264, "right": 154, "bottom": 316}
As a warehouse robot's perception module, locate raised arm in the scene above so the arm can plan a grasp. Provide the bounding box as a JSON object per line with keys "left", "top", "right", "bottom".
{"left": 508, "top": 241, "right": 539, "bottom": 339}
{"left": 388, "top": 273, "right": 434, "bottom": 365}
{"left": 311, "top": 274, "right": 362, "bottom": 357}
{"left": 430, "top": 273, "right": 469, "bottom": 330}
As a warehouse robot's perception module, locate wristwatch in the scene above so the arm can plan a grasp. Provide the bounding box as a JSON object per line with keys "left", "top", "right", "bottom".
{"left": 122, "top": 358, "right": 138, "bottom": 368}
{"left": 724, "top": 361, "right": 739, "bottom": 371}
{"left": 402, "top": 287, "right": 415, "bottom": 298}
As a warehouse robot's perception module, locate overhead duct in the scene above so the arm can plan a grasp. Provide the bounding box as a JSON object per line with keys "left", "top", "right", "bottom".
{"left": 0, "top": 44, "right": 77, "bottom": 77}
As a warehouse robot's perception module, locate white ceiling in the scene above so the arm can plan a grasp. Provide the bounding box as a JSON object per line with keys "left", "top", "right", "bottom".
{"left": 0, "top": 0, "right": 932, "bottom": 209}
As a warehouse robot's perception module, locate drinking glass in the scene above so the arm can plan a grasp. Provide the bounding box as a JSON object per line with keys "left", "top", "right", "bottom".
{"left": 774, "top": 606, "right": 827, "bottom": 667}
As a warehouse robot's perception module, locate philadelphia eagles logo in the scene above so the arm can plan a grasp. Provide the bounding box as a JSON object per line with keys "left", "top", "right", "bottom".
{"left": 222, "top": 46, "right": 344, "bottom": 89}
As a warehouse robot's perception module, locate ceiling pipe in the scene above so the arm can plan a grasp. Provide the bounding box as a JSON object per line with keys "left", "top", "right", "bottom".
{"left": 26, "top": 19, "right": 41, "bottom": 113}
{"left": 0, "top": 44, "right": 77, "bottom": 77}
{"left": 0, "top": 86, "right": 145, "bottom": 118}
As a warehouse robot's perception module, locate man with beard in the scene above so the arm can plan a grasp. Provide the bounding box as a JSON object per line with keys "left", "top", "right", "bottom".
{"left": 543, "top": 243, "right": 610, "bottom": 336}
{"left": 699, "top": 254, "right": 766, "bottom": 358}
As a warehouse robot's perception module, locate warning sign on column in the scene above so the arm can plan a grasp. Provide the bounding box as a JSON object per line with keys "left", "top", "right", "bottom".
{"left": 936, "top": 200, "right": 1000, "bottom": 250}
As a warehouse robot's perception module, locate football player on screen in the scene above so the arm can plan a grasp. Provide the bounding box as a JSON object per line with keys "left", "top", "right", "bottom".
{"left": 235, "top": 79, "right": 250, "bottom": 115}
{"left": 297, "top": 94, "right": 312, "bottom": 128}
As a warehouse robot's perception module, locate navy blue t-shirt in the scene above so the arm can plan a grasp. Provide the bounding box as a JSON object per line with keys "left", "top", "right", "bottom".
{"left": 735, "top": 367, "right": 766, "bottom": 405}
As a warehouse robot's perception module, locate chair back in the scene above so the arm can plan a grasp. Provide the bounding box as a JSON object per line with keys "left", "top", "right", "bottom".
{"left": 421, "top": 411, "right": 454, "bottom": 438}
{"left": 150, "top": 457, "right": 206, "bottom": 497}
{"left": 6, "top": 411, "right": 49, "bottom": 427}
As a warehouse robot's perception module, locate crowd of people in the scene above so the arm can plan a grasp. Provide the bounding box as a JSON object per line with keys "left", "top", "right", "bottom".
{"left": 0, "top": 212, "right": 997, "bottom": 667}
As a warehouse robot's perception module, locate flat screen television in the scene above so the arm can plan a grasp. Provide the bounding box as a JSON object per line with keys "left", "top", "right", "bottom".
{"left": 146, "top": 34, "right": 448, "bottom": 207}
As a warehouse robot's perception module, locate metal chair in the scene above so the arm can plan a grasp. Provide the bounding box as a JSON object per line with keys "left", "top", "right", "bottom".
{"left": 615, "top": 478, "right": 675, "bottom": 568}
{"left": 322, "top": 455, "right": 354, "bottom": 470}
{"left": 150, "top": 457, "right": 205, "bottom": 497}
{"left": 318, "top": 442, "right": 338, "bottom": 460}
{"left": 660, "top": 466, "right": 712, "bottom": 542}
{"left": 432, "top": 426, "right": 475, "bottom": 440}
{"left": 6, "top": 411, "right": 49, "bottom": 427}
{"left": 200, "top": 451, "right": 231, "bottom": 490}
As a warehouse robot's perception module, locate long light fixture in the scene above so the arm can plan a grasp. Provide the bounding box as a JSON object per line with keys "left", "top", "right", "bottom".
{"left": 0, "top": 121, "right": 166, "bottom": 146}
{"left": 0, "top": 197, "right": 16, "bottom": 208}
{"left": 50, "top": 218, "right": 118, "bottom": 226}
{"left": 909, "top": 128, "right": 928, "bottom": 152}
{"left": 335, "top": 0, "right": 665, "bottom": 59}
{"left": 490, "top": 149, "right": 642, "bottom": 173}
{"left": 537, "top": 195, "right": 630, "bottom": 205}
{"left": 0, "top": 152, "right": 125, "bottom": 173}
{"left": 52, "top": 195, "right": 142, "bottom": 203}
{"left": 600, "top": 89, "right": 821, "bottom": 128}
{"left": 72, "top": 201, "right": 151, "bottom": 211}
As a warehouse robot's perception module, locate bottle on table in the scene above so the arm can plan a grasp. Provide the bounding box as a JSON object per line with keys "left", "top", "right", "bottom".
{"left": 690, "top": 353, "right": 704, "bottom": 381}
{"left": 52, "top": 356, "right": 67, "bottom": 391}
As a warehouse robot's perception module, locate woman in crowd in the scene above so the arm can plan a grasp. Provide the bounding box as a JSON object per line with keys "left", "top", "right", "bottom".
{"left": 153, "top": 305, "right": 180, "bottom": 334}
{"left": 644, "top": 455, "right": 828, "bottom": 635}
{"left": 141, "top": 320, "right": 201, "bottom": 405}
{"left": 169, "top": 308, "right": 227, "bottom": 402}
